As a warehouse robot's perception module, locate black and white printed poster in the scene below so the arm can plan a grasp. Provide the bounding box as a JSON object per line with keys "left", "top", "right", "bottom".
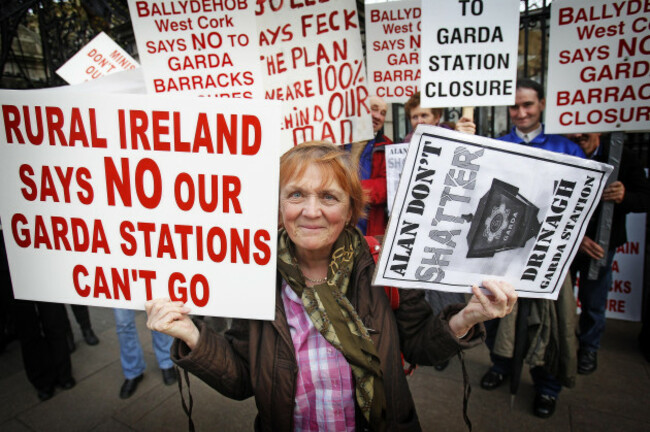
{"left": 374, "top": 125, "right": 613, "bottom": 300}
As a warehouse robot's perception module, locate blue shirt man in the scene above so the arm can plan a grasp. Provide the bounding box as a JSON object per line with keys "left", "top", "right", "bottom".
{"left": 499, "top": 124, "right": 584, "bottom": 157}
{"left": 497, "top": 78, "right": 584, "bottom": 158}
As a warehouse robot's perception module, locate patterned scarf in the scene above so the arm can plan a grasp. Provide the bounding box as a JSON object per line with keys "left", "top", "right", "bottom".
{"left": 277, "top": 227, "right": 386, "bottom": 431}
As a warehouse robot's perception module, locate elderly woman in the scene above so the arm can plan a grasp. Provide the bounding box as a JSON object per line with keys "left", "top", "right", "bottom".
{"left": 145, "top": 141, "right": 517, "bottom": 431}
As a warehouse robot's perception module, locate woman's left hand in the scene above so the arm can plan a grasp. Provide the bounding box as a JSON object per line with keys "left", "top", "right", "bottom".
{"left": 449, "top": 280, "right": 518, "bottom": 338}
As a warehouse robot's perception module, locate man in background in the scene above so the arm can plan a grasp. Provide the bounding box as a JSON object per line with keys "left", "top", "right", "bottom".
{"left": 569, "top": 132, "right": 650, "bottom": 374}
{"left": 348, "top": 95, "right": 393, "bottom": 236}
{"left": 402, "top": 91, "right": 474, "bottom": 371}
{"left": 481, "top": 78, "right": 584, "bottom": 419}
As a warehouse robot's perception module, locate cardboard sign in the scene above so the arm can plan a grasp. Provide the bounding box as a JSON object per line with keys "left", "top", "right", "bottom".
{"left": 256, "top": 0, "right": 373, "bottom": 152}
{"left": 0, "top": 89, "right": 281, "bottom": 320}
{"left": 576, "top": 212, "right": 646, "bottom": 321}
{"left": 420, "top": 0, "right": 520, "bottom": 108}
{"left": 607, "top": 212, "right": 645, "bottom": 320}
{"left": 385, "top": 142, "right": 409, "bottom": 215}
{"left": 374, "top": 125, "right": 612, "bottom": 300}
{"left": 56, "top": 32, "right": 139, "bottom": 84}
{"left": 49, "top": 68, "right": 146, "bottom": 95}
{"left": 365, "top": 0, "right": 421, "bottom": 103}
{"left": 546, "top": 0, "right": 650, "bottom": 133}
{"left": 127, "top": 0, "right": 263, "bottom": 98}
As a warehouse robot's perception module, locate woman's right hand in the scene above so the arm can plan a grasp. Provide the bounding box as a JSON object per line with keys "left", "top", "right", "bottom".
{"left": 145, "top": 298, "right": 200, "bottom": 350}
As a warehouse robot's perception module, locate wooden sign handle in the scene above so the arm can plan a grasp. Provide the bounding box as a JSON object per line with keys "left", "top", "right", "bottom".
{"left": 461, "top": 106, "right": 474, "bottom": 121}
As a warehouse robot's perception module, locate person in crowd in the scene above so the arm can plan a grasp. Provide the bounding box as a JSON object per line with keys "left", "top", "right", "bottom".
{"left": 403, "top": 92, "right": 473, "bottom": 370}
{"left": 0, "top": 227, "right": 16, "bottom": 354}
{"left": 145, "top": 141, "right": 517, "bottom": 431}
{"left": 2, "top": 222, "right": 74, "bottom": 401}
{"left": 480, "top": 78, "right": 585, "bottom": 419}
{"left": 64, "top": 305, "right": 99, "bottom": 352}
{"left": 496, "top": 79, "right": 584, "bottom": 157}
{"left": 14, "top": 299, "right": 76, "bottom": 401}
{"left": 114, "top": 309, "right": 177, "bottom": 399}
{"left": 403, "top": 92, "right": 475, "bottom": 143}
{"left": 568, "top": 132, "right": 650, "bottom": 374}
{"left": 640, "top": 284, "right": 650, "bottom": 362}
{"left": 346, "top": 95, "right": 393, "bottom": 236}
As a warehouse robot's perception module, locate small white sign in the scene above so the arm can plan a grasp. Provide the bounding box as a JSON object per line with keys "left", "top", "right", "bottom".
{"left": 0, "top": 89, "right": 281, "bottom": 320}
{"left": 546, "top": 0, "right": 650, "bottom": 133}
{"left": 420, "top": 0, "right": 520, "bottom": 107}
{"left": 576, "top": 212, "right": 646, "bottom": 322}
{"left": 607, "top": 212, "right": 645, "bottom": 320}
{"left": 385, "top": 142, "right": 409, "bottom": 215}
{"left": 56, "top": 32, "right": 139, "bottom": 84}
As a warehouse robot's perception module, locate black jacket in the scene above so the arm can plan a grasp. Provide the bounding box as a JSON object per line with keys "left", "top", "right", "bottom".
{"left": 583, "top": 140, "right": 650, "bottom": 251}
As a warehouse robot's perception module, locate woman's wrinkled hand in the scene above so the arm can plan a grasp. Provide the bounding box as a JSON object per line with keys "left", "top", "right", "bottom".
{"left": 449, "top": 280, "right": 518, "bottom": 338}
{"left": 145, "top": 298, "right": 200, "bottom": 350}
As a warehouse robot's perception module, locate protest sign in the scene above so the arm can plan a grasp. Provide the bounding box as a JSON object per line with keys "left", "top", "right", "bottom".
{"left": 365, "top": 0, "right": 420, "bottom": 103}
{"left": 127, "top": 0, "right": 263, "bottom": 98}
{"left": 546, "top": 0, "right": 650, "bottom": 133}
{"left": 256, "top": 0, "right": 373, "bottom": 152}
{"left": 607, "top": 212, "right": 645, "bottom": 320}
{"left": 51, "top": 68, "right": 146, "bottom": 95}
{"left": 575, "top": 212, "right": 646, "bottom": 321}
{"left": 56, "top": 32, "right": 139, "bottom": 85}
{"left": 373, "top": 125, "right": 613, "bottom": 300}
{"left": 420, "top": 0, "right": 520, "bottom": 108}
{"left": 385, "top": 142, "right": 409, "bottom": 215}
{"left": 0, "top": 89, "right": 281, "bottom": 320}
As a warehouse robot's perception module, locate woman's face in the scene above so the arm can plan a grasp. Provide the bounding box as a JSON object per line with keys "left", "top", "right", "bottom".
{"left": 409, "top": 105, "right": 440, "bottom": 129}
{"left": 279, "top": 163, "right": 351, "bottom": 259}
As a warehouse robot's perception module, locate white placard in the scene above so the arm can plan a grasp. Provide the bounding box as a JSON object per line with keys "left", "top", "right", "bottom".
{"left": 607, "top": 212, "right": 645, "bottom": 320}
{"left": 0, "top": 89, "right": 281, "bottom": 320}
{"left": 374, "top": 125, "right": 612, "bottom": 300}
{"left": 127, "top": 0, "right": 263, "bottom": 98}
{"left": 575, "top": 212, "right": 646, "bottom": 321}
{"left": 385, "top": 142, "right": 409, "bottom": 215}
{"left": 365, "top": 0, "right": 421, "bottom": 103}
{"left": 546, "top": 0, "right": 650, "bottom": 134}
{"left": 56, "top": 32, "right": 139, "bottom": 84}
{"left": 420, "top": 0, "right": 520, "bottom": 108}
{"left": 257, "top": 0, "right": 373, "bottom": 152}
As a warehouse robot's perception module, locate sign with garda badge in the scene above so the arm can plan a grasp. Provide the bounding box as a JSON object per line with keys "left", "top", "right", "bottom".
{"left": 374, "top": 125, "right": 612, "bottom": 300}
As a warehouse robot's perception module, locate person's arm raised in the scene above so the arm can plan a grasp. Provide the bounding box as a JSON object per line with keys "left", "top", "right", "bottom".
{"left": 145, "top": 298, "right": 200, "bottom": 350}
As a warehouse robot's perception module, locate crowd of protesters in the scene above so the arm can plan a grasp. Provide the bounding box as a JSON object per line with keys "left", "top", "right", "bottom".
{"left": 0, "top": 78, "right": 649, "bottom": 429}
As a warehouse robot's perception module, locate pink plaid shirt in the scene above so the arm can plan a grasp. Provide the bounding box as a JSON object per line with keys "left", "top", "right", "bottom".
{"left": 281, "top": 280, "right": 356, "bottom": 432}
